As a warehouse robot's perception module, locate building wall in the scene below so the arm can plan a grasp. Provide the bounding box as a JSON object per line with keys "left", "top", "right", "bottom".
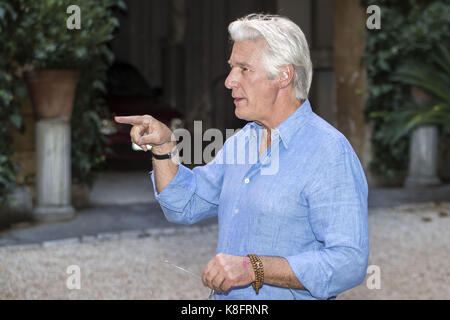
{"left": 278, "top": 0, "right": 335, "bottom": 127}
{"left": 111, "top": 0, "right": 170, "bottom": 89}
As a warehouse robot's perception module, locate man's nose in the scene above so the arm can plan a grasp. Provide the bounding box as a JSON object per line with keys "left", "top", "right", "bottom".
{"left": 224, "top": 70, "right": 238, "bottom": 89}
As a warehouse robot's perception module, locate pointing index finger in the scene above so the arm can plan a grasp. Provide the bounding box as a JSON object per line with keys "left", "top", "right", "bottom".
{"left": 114, "top": 116, "right": 146, "bottom": 126}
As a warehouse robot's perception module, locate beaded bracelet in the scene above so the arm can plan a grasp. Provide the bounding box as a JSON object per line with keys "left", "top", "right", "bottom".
{"left": 247, "top": 254, "right": 264, "bottom": 294}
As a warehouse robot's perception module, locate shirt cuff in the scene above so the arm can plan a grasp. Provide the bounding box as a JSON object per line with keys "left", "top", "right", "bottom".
{"left": 149, "top": 164, "right": 196, "bottom": 212}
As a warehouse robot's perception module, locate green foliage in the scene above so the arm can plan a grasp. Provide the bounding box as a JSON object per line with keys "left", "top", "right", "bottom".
{"left": 361, "top": 0, "right": 450, "bottom": 178}
{"left": 11, "top": 0, "right": 123, "bottom": 70}
{"left": 0, "top": 0, "right": 22, "bottom": 205}
{"left": 371, "top": 44, "right": 450, "bottom": 145}
{"left": 0, "top": 0, "right": 125, "bottom": 204}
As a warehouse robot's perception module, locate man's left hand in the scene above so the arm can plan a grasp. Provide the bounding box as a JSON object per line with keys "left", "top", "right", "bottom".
{"left": 202, "top": 253, "right": 255, "bottom": 293}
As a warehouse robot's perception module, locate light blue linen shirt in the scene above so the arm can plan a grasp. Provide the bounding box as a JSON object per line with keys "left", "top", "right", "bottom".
{"left": 150, "top": 100, "right": 369, "bottom": 300}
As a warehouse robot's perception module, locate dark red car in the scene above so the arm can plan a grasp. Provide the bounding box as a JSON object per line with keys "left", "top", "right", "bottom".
{"left": 101, "top": 62, "right": 184, "bottom": 164}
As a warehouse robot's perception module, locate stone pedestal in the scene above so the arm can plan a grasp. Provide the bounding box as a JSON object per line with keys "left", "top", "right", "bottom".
{"left": 404, "top": 125, "right": 441, "bottom": 188}
{"left": 33, "top": 118, "right": 75, "bottom": 221}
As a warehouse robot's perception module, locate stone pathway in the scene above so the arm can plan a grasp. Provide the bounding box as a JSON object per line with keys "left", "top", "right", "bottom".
{"left": 0, "top": 202, "right": 448, "bottom": 299}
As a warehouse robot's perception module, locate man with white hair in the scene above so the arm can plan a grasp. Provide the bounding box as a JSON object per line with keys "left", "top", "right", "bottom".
{"left": 115, "top": 14, "right": 369, "bottom": 300}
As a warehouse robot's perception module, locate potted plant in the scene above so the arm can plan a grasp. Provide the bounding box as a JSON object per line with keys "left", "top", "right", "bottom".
{"left": 7, "top": 0, "right": 124, "bottom": 220}
{"left": 11, "top": 0, "right": 111, "bottom": 119}
{"left": 388, "top": 44, "right": 450, "bottom": 187}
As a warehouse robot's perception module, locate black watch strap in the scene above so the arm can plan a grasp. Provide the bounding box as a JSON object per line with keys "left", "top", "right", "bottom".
{"left": 151, "top": 148, "right": 177, "bottom": 160}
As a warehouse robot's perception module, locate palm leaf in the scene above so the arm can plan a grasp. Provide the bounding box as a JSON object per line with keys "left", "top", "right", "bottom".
{"left": 387, "top": 44, "right": 450, "bottom": 143}
{"left": 394, "top": 64, "right": 450, "bottom": 105}
{"left": 433, "top": 45, "right": 450, "bottom": 76}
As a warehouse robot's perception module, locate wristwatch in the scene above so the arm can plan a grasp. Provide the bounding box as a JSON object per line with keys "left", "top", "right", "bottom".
{"left": 150, "top": 147, "right": 178, "bottom": 160}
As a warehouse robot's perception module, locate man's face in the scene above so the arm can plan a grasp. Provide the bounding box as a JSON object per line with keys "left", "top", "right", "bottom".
{"left": 225, "top": 39, "right": 279, "bottom": 124}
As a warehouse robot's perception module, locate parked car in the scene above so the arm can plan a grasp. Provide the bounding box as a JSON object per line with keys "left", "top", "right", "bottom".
{"left": 101, "top": 61, "right": 184, "bottom": 163}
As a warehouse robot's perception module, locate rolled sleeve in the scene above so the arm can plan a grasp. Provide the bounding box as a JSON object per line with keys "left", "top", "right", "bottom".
{"left": 150, "top": 164, "right": 196, "bottom": 212}
{"left": 149, "top": 146, "right": 226, "bottom": 225}
{"left": 284, "top": 150, "right": 369, "bottom": 299}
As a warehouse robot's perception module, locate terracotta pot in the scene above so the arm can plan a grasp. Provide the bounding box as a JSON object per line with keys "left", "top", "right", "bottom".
{"left": 25, "top": 70, "right": 80, "bottom": 120}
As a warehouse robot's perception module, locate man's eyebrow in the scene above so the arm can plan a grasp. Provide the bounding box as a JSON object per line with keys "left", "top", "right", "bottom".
{"left": 228, "top": 60, "right": 252, "bottom": 68}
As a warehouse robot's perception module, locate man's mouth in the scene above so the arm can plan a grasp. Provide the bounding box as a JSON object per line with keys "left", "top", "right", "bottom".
{"left": 233, "top": 97, "right": 246, "bottom": 104}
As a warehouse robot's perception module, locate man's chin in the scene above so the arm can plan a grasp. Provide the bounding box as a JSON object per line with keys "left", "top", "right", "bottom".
{"left": 234, "top": 107, "right": 248, "bottom": 121}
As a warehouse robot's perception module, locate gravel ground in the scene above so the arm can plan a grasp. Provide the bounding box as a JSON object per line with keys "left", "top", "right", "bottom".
{"left": 0, "top": 202, "right": 449, "bottom": 300}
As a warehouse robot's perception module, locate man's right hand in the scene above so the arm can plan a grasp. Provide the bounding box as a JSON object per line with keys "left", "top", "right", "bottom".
{"left": 114, "top": 115, "right": 174, "bottom": 153}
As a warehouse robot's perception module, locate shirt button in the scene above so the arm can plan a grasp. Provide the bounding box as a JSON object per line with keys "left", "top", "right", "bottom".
{"left": 226, "top": 241, "right": 230, "bottom": 246}
{"left": 234, "top": 209, "right": 239, "bottom": 214}
{"left": 244, "top": 178, "right": 250, "bottom": 184}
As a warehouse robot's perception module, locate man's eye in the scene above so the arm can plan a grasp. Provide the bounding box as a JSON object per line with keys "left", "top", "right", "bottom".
{"left": 241, "top": 67, "right": 249, "bottom": 72}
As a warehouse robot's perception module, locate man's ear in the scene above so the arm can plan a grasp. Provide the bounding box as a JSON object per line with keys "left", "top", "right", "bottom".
{"left": 278, "top": 65, "right": 294, "bottom": 89}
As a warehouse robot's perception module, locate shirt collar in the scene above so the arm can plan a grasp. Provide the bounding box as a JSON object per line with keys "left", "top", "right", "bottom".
{"left": 249, "top": 99, "right": 313, "bottom": 149}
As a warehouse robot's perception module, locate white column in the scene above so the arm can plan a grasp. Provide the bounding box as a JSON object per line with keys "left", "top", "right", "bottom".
{"left": 33, "top": 118, "right": 75, "bottom": 221}
{"left": 404, "top": 125, "right": 441, "bottom": 187}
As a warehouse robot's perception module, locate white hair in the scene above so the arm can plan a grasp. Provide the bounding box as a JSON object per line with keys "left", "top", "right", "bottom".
{"left": 228, "top": 13, "right": 313, "bottom": 100}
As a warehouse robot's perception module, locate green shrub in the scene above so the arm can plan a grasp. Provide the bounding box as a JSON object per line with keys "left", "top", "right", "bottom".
{"left": 0, "top": 1, "right": 22, "bottom": 205}
{"left": 361, "top": 0, "right": 450, "bottom": 178}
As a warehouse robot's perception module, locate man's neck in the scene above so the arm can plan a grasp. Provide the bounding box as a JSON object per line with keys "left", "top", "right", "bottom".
{"left": 259, "top": 126, "right": 271, "bottom": 157}
{"left": 258, "top": 97, "right": 303, "bottom": 131}
{"left": 256, "top": 97, "right": 304, "bottom": 156}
